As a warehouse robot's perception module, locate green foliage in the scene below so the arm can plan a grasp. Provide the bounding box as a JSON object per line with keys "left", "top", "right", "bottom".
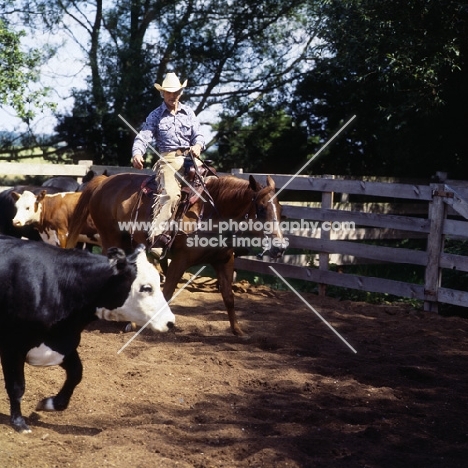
{"left": 0, "top": 18, "right": 55, "bottom": 122}
{"left": 4, "top": 0, "right": 468, "bottom": 181}
{"left": 292, "top": 0, "right": 468, "bottom": 178}
{"left": 211, "top": 106, "right": 308, "bottom": 173}
{"left": 51, "top": 0, "right": 315, "bottom": 165}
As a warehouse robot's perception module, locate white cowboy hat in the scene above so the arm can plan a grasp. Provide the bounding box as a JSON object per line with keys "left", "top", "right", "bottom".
{"left": 154, "top": 72, "right": 188, "bottom": 92}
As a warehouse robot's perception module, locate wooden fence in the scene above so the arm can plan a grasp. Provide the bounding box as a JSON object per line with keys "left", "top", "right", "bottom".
{"left": 2, "top": 161, "right": 468, "bottom": 313}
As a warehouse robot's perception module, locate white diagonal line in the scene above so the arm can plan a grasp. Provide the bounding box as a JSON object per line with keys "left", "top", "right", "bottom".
{"left": 117, "top": 265, "right": 206, "bottom": 354}
{"left": 271, "top": 115, "right": 356, "bottom": 201}
{"left": 268, "top": 266, "right": 357, "bottom": 354}
{"left": 118, "top": 114, "right": 208, "bottom": 203}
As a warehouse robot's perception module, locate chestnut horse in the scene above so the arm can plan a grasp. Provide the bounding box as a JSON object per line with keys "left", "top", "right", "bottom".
{"left": 66, "top": 172, "right": 286, "bottom": 335}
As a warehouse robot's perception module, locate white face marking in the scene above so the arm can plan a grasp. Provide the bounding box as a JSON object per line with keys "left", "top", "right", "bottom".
{"left": 40, "top": 228, "right": 60, "bottom": 246}
{"left": 77, "top": 234, "right": 101, "bottom": 246}
{"left": 26, "top": 343, "right": 64, "bottom": 366}
{"left": 12, "top": 191, "right": 42, "bottom": 226}
{"left": 96, "top": 250, "right": 175, "bottom": 332}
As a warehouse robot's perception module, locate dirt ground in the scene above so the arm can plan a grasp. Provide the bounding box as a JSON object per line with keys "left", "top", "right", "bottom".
{"left": 1, "top": 274, "right": 467, "bottom": 468}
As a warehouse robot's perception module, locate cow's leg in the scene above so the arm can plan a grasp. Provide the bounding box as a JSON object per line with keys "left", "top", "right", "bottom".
{"left": 36, "top": 349, "right": 82, "bottom": 412}
{"left": 58, "top": 229, "right": 68, "bottom": 248}
{"left": 212, "top": 255, "right": 244, "bottom": 336}
{"left": 0, "top": 352, "right": 30, "bottom": 433}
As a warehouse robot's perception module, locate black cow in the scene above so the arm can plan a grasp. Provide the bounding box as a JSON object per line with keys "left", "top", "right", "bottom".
{"left": 41, "top": 176, "right": 80, "bottom": 192}
{"left": 0, "top": 236, "right": 175, "bottom": 433}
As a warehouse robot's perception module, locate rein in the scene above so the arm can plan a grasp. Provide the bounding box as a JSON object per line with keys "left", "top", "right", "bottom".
{"left": 129, "top": 190, "right": 145, "bottom": 242}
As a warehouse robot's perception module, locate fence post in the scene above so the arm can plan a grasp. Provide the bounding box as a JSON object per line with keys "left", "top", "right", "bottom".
{"left": 231, "top": 168, "right": 244, "bottom": 175}
{"left": 319, "top": 174, "right": 334, "bottom": 296}
{"left": 424, "top": 183, "right": 447, "bottom": 312}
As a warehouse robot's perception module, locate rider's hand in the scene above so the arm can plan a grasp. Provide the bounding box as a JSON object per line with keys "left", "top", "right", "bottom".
{"left": 190, "top": 144, "right": 202, "bottom": 158}
{"left": 132, "top": 153, "right": 144, "bottom": 169}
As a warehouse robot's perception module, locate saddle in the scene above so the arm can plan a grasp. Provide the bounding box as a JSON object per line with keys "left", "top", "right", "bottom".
{"left": 140, "top": 154, "right": 217, "bottom": 253}
{"left": 140, "top": 156, "right": 215, "bottom": 200}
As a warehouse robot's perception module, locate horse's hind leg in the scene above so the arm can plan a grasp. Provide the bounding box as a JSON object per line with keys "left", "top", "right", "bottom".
{"left": 212, "top": 255, "right": 244, "bottom": 336}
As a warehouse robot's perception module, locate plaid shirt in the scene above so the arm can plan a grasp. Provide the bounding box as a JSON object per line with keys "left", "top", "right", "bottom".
{"left": 132, "top": 102, "right": 205, "bottom": 157}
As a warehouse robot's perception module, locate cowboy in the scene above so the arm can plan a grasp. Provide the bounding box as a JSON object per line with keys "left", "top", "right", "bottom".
{"left": 132, "top": 72, "right": 205, "bottom": 254}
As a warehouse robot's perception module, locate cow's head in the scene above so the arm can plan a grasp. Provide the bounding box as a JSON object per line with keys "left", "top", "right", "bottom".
{"left": 12, "top": 190, "right": 46, "bottom": 227}
{"left": 96, "top": 245, "right": 175, "bottom": 333}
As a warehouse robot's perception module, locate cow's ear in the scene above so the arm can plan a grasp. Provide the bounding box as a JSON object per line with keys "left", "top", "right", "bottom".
{"left": 11, "top": 191, "right": 21, "bottom": 201}
{"left": 37, "top": 190, "right": 47, "bottom": 202}
{"left": 107, "top": 247, "right": 128, "bottom": 272}
{"left": 126, "top": 244, "right": 145, "bottom": 264}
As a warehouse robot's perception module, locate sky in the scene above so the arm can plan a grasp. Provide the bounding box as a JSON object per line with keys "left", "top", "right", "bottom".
{"left": 0, "top": 26, "right": 88, "bottom": 135}
{"left": 0, "top": 27, "right": 214, "bottom": 143}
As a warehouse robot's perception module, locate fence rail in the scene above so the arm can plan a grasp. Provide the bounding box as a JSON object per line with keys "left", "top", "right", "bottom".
{"left": 2, "top": 161, "right": 468, "bottom": 312}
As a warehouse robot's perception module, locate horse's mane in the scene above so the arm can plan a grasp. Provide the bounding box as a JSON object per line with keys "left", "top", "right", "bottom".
{"left": 206, "top": 176, "right": 258, "bottom": 204}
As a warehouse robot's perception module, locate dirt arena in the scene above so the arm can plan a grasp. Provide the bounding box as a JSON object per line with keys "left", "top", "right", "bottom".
{"left": 0, "top": 274, "right": 467, "bottom": 468}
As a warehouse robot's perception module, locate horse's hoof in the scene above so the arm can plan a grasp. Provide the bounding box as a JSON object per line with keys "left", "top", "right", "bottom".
{"left": 232, "top": 326, "right": 246, "bottom": 337}
{"left": 124, "top": 322, "right": 136, "bottom": 332}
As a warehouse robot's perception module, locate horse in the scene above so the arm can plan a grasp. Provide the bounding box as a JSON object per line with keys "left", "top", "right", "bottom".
{"left": 66, "top": 172, "right": 286, "bottom": 336}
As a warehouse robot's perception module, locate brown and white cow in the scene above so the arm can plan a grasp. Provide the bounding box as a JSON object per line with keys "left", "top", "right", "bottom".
{"left": 11, "top": 190, "right": 100, "bottom": 248}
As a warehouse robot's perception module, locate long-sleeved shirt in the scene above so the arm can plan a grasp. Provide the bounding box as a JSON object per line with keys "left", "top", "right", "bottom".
{"left": 132, "top": 102, "right": 205, "bottom": 157}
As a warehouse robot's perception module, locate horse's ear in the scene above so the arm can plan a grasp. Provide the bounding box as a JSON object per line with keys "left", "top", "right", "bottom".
{"left": 249, "top": 175, "right": 260, "bottom": 191}
{"left": 266, "top": 175, "right": 275, "bottom": 190}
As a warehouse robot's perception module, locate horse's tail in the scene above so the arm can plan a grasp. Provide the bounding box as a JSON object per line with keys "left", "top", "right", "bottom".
{"left": 66, "top": 174, "right": 108, "bottom": 248}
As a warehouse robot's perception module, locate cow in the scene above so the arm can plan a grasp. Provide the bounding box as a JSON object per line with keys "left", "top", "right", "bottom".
{"left": 41, "top": 176, "right": 80, "bottom": 192}
{"left": 11, "top": 190, "right": 100, "bottom": 248}
{"left": 0, "top": 236, "right": 175, "bottom": 433}
{"left": 0, "top": 185, "right": 64, "bottom": 241}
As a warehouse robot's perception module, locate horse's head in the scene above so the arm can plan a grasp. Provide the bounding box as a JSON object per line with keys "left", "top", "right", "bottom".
{"left": 249, "top": 175, "right": 287, "bottom": 259}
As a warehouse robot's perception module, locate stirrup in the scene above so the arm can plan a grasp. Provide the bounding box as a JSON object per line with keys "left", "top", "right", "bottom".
{"left": 152, "top": 233, "right": 172, "bottom": 249}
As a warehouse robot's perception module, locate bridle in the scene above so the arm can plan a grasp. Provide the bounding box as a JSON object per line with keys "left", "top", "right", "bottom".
{"left": 249, "top": 191, "right": 283, "bottom": 259}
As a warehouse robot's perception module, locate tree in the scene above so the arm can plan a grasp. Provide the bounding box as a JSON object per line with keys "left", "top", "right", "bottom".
{"left": 21, "top": 0, "right": 318, "bottom": 166}
{"left": 292, "top": 0, "right": 468, "bottom": 178}
{"left": 213, "top": 105, "right": 308, "bottom": 174}
{"left": 0, "top": 17, "right": 53, "bottom": 123}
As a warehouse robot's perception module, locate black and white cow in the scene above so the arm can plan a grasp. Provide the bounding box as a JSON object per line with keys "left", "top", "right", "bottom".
{"left": 0, "top": 235, "right": 175, "bottom": 433}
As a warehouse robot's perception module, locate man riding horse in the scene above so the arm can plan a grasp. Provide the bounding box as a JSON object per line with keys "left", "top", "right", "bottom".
{"left": 131, "top": 72, "right": 205, "bottom": 259}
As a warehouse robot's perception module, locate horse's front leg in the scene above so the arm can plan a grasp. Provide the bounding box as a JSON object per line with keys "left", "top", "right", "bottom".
{"left": 0, "top": 351, "right": 30, "bottom": 433}
{"left": 36, "top": 349, "right": 83, "bottom": 412}
{"left": 162, "top": 252, "right": 189, "bottom": 301}
{"left": 213, "top": 254, "right": 244, "bottom": 336}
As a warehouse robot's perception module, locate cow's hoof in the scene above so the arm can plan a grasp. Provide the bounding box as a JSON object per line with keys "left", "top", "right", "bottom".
{"left": 36, "top": 397, "right": 55, "bottom": 412}
{"left": 12, "top": 419, "right": 31, "bottom": 434}
{"left": 124, "top": 322, "right": 136, "bottom": 332}
{"left": 15, "top": 425, "right": 32, "bottom": 434}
